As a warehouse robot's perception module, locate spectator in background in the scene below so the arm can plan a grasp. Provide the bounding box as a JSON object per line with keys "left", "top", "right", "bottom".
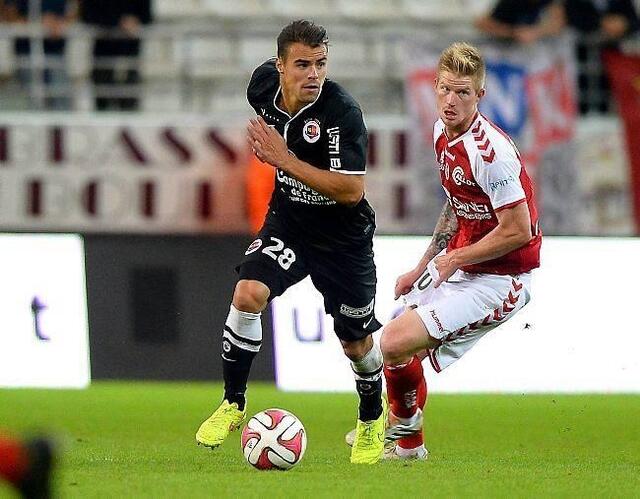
{"left": 563, "top": 0, "right": 639, "bottom": 113}
{"left": 564, "top": 0, "right": 639, "bottom": 41}
{"left": 81, "top": 0, "right": 151, "bottom": 111}
{"left": 476, "top": 0, "right": 639, "bottom": 113}
{"left": 4, "top": 0, "right": 76, "bottom": 110}
{"left": 474, "top": 0, "right": 566, "bottom": 44}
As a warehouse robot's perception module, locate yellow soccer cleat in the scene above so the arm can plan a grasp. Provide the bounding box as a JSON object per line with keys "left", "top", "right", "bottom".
{"left": 345, "top": 408, "right": 423, "bottom": 447}
{"left": 196, "top": 400, "right": 246, "bottom": 449}
{"left": 349, "top": 398, "right": 388, "bottom": 464}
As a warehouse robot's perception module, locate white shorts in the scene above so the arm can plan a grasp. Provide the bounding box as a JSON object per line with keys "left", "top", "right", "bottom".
{"left": 404, "top": 253, "right": 532, "bottom": 373}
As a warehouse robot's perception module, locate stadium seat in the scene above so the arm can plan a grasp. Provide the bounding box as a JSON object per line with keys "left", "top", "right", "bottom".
{"left": 465, "top": 0, "right": 496, "bottom": 18}
{"left": 208, "top": 84, "right": 252, "bottom": 114}
{"left": 239, "top": 37, "right": 276, "bottom": 73}
{"left": 183, "top": 37, "right": 245, "bottom": 79}
{"left": 66, "top": 35, "right": 91, "bottom": 78}
{"left": 402, "top": 0, "right": 463, "bottom": 22}
{"left": 326, "top": 37, "right": 385, "bottom": 80}
{"left": 334, "top": 0, "right": 405, "bottom": 22}
{"left": 142, "top": 34, "right": 181, "bottom": 78}
{"left": 142, "top": 80, "right": 182, "bottom": 111}
{"left": 203, "top": 0, "right": 270, "bottom": 20}
{"left": 0, "top": 39, "right": 13, "bottom": 76}
{"left": 381, "top": 36, "right": 410, "bottom": 76}
{"left": 267, "top": 0, "right": 337, "bottom": 22}
{"left": 401, "top": 0, "right": 493, "bottom": 23}
{"left": 153, "top": 0, "right": 208, "bottom": 20}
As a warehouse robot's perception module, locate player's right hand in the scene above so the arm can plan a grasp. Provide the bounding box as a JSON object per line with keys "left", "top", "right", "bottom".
{"left": 394, "top": 270, "right": 421, "bottom": 300}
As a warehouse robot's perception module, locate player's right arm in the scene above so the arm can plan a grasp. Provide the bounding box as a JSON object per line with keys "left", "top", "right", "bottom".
{"left": 248, "top": 116, "right": 365, "bottom": 206}
{"left": 394, "top": 202, "right": 457, "bottom": 299}
{"left": 272, "top": 102, "right": 369, "bottom": 207}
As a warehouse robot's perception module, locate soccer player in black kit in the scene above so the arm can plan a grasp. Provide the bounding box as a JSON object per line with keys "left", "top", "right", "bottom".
{"left": 195, "top": 20, "right": 386, "bottom": 464}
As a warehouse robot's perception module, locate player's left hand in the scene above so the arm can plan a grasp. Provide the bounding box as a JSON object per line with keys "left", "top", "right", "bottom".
{"left": 433, "top": 250, "right": 459, "bottom": 288}
{"left": 247, "top": 116, "right": 290, "bottom": 169}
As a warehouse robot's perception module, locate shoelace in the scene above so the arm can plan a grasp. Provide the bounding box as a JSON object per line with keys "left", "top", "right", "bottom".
{"left": 209, "top": 405, "right": 239, "bottom": 429}
{"left": 355, "top": 421, "right": 375, "bottom": 447}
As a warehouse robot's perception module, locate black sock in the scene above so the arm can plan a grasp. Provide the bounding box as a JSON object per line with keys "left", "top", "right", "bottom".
{"left": 222, "top": 328, "right": 260, "bottom": 411}
{"left": 355, "top": 376, "right": 383, "bottom": 422}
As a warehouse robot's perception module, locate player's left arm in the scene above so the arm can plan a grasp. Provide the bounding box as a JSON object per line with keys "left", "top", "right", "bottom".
{"left": 434, "top": 202, "right": 532, "bottom": 286}
{"left": 247, "top": 115, "right": 365, "bottom": 207}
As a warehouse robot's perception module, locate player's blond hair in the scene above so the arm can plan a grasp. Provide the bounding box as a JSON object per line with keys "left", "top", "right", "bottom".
{"left": 437, "top": 42, "right": 486, "bottom": 91}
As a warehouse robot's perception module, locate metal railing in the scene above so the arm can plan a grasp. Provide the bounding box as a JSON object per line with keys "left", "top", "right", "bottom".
{"left": 0, "top": 22, "right": 637, "bottom": 114}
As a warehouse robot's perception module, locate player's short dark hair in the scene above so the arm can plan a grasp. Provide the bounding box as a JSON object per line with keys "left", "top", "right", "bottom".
{"left": 277, "top": 20, "right": 329, "bottom": 59}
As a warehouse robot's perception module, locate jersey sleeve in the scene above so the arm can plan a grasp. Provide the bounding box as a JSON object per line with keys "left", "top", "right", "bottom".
{"left": 474, "top": 156, "right": 526, "bottom": 211}
{"left": 246, "top": 59, "right": 277, "bottom": 113}
{"left": 326, "top": 106, "right": 367, "bottom": 174}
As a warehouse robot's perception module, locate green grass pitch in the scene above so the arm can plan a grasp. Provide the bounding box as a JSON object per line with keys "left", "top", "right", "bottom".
{"left": 1, "top": 382, "right": 639, "bottom": 498}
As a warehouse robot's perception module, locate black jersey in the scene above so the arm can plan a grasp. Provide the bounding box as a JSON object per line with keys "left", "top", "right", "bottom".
{"left": 246, "top": 59, "right": 375, "bottom": 250}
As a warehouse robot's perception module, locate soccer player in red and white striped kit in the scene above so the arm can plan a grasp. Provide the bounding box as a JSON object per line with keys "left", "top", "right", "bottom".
{"left": 380, "top": 42, "right": 542, "bottom": 459}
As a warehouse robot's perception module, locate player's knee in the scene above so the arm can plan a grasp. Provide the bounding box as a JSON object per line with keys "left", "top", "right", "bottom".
{"left": 380, "top": 324, "right": 408, "bottom": 365}
{"left": 340, "top": 336, "right": 372, "bottom": 362}
{"left": 232, "top": 280, "right": 270, "bottom": 313}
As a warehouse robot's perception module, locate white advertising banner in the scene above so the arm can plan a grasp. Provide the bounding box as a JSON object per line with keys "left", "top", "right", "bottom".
{"left": 272, "top": 236, "right": 640, "bottom": 393}
{"left": 1, "top": 111, "right": 629, "bottom": 236}
{"left": 0, "top": 114, "right": 249, "bottom": 233}
{"left": 0, "top": 113, "right": 421, "bottom": 235}
{"left": 0, "top": 234, "right": 90, "bottom": 388}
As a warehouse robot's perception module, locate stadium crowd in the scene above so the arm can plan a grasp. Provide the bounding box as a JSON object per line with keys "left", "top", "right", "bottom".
{"left": 0, "top": 0, "right": 637, "bottom": 113}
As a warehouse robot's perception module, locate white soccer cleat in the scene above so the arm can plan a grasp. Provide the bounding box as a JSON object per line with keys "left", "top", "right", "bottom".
{"left": 383, "top": 444, "right": 429, "bottom": 460}
{"left": 345, "top": 428, "right": 356, "bottom": 447}
{"left": 384, "top": 408, "right": 423, "bottom": 443}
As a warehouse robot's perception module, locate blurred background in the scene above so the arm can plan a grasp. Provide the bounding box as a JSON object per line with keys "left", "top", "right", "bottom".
{"left": 1, "top": 0, "right": 639, "bottom": 387}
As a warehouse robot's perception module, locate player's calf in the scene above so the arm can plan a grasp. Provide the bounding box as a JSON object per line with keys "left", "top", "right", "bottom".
{"left": 346, "top": 338, "right": 384, "bottom": 423}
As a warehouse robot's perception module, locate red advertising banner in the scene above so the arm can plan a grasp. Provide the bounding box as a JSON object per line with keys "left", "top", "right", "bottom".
{"left": 604, "top": 50, "right": 640, "bottom": 234}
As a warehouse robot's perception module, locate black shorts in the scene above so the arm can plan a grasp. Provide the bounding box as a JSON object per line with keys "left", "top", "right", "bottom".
{"left": 237, "top": 215, "right": 381, "bottom": 342}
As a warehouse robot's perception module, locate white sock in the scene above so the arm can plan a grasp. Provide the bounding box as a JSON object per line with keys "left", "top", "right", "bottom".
{"left": 223, "top": 304, "right": 262, "bottom": 352}
{"left": 351, "top": 341, "right": 383, "bottom": 380}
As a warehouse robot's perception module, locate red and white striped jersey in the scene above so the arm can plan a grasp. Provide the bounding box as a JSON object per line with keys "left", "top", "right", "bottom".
{"left": 433, "top": 113, "right": 541, "bottom": 275}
